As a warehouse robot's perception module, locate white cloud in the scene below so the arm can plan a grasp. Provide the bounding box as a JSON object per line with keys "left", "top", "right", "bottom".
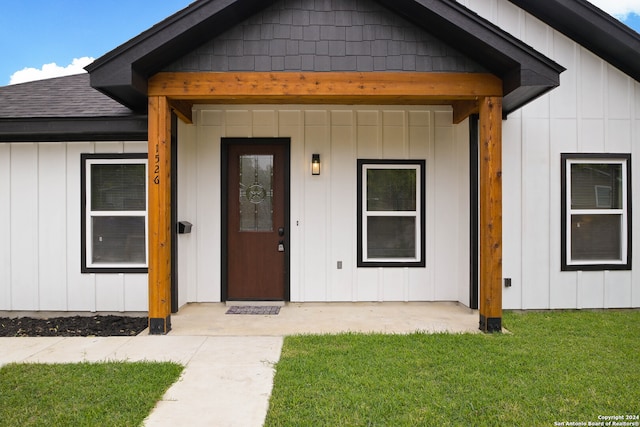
{"left": 587, "top": 0, "right": 640, "bottom": 19}
{"left": 9, "top": 57, "right": 95, "bottom": 85}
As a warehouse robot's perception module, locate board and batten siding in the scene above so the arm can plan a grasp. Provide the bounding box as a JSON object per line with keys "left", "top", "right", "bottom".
{"left": 176, "top": 105, "right": 470, "bottom": 304}
{"left": 0, "top": 141, "right": 148, "bottom": 312}
{"left": 461, "top": 0, "right": 640, "bottom": 309}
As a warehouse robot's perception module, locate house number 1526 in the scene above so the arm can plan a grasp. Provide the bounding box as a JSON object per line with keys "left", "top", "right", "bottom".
{"left": 153, "top": 144, "right": 160, "bottom": 184}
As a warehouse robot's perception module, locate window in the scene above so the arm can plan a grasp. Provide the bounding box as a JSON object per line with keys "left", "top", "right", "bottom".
{"left": 81, "top": 154, "right": 148, "bottom": 273}
{"left": 357, "top": 160, "right": 425, "bottom": 267}
{"left": 561, "top": 154, "right": 632, "bottom": 271}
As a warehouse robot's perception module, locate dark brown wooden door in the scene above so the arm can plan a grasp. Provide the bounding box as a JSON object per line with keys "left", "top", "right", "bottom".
{"left": 225, "top": 140, "right": 288, "bottom": 300}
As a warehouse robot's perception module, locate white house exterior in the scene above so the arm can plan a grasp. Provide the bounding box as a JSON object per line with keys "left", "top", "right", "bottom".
{"left": 461, "top": 0, "right": 640, "bottom": 309}
{"left": 1, "top": 0, "right": 638, "bottom": 333}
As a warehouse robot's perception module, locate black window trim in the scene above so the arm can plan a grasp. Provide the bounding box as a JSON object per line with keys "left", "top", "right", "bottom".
{"left": 561, "top": 152, "right": 632, "bottom": 271}
{"left": 357, "top": 159, "right": 426, "bottom": 268}
{"left": 81, "top": 153, "right": 148, "bottom": 274}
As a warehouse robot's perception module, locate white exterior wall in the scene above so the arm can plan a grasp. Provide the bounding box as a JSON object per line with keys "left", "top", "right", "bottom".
{"left": 176, "top": 105, "right": 470, "bottom": 304}
{"left": 461, "top": 0, "right": 640, "bottom": 309}
{"left": 0, "top": 141, "right": 149, "bottom": 312}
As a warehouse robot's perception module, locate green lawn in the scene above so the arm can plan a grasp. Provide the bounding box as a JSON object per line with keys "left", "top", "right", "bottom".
{"left": 0, "top": 361, "right": 183, "bottom": 427}
{"left": 265, "top": 310, "right": 640, "bottom": 426}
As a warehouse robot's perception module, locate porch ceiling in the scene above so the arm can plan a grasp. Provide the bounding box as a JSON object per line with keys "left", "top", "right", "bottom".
{"left": 86, "top": 0, "right": 563, "bottom": 117}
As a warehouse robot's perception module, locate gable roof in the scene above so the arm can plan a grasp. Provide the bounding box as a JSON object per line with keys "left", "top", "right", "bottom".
{"left": 86, "top": 0, "right": 274, "bottom": 111}
{"left": 85, "top": 0, "right": 565, "bottom": 116}
{"left": 0, "top": 74, "right": 146, "bottom": 142}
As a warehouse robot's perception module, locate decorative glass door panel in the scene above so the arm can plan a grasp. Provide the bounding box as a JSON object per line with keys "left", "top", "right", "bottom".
{"left": 225, "top": 140, "right": 289, "bottom": 301}
{"left": 239, "top": 155, "right": 274, "bottom": 232}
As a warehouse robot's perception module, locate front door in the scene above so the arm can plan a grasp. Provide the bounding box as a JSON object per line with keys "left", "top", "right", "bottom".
{"left": 223, "top": 138, "right": 289, "bottom": 300}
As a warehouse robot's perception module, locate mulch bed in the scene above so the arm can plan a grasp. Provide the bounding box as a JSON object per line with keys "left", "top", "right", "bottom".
{"left": 0, "top": 315, "right": 148, "bottom": 337}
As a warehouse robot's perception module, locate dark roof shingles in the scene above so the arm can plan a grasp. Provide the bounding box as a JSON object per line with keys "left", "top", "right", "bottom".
{"left": 0, "top": 73, "right": 135, "bottom": 118}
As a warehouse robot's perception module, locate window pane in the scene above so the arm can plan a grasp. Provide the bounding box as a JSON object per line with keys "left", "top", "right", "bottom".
{"left": 367, "top": 216, "right": 416, "bottom": 258}
{"left": 571, "top": 214, "right": 621, "bottom": 261}
{"left": 571, "top": 163, "right": 622, "bottom": 209}
{"left": 91, "top": 164, "right": 146, "bottom": 211}
{"left": 367, "top": 169, "right": 416, "bottom": 211}
{"left": 239, "top": 155, "right": 273, "bottom": 232}
{"left": 92, "top": 216, "right": 146, "bottom": 264}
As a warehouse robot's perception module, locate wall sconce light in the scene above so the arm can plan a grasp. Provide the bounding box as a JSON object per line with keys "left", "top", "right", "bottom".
{"left": 312, "top": 154, "right": 321, "bottom": 175}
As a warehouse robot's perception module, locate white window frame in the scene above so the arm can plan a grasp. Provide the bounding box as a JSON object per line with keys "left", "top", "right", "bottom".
{"left": 563, "top": 155, "right": 631, "bottom": 270}
{"left": 358, "top": 160, "right": 425, "bottom": 267}
{"left": 83, "top": 155, "right": 148, "bottom": 272}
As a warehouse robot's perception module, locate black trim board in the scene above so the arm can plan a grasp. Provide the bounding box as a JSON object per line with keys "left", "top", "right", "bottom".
{"left": 221, "top": 143, "right": 228, "bottom": 302}
{"left": 0, "top": 116, "right": 147, "bottom": 143}
{"left": 469, "top": 115, "right": 479, "bottom": 310}
{"left": 220, "top": 137, "right": 291, "bottom": 302}
{"left": 80, "top": 153, "right": 149, "bottom": 274}
{"left": 560, "top": 153, "right": 632, "bottom": 271}
{"left": 170, "top": 113, "right": 179, "bottom": 313}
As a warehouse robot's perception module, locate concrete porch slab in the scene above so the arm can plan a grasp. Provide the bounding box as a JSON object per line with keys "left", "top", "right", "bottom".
{"left": 168, "top": 301, "right": 479, "bottom": 336}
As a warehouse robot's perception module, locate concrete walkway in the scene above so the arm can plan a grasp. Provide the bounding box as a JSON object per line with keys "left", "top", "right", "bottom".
{"left": 0, "top": 302, "right": 478, "bottom": 427}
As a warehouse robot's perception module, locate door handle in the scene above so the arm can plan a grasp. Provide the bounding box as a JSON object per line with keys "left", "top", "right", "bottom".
{"left": 278, "top": 240, "right": 285, "bottom": 252}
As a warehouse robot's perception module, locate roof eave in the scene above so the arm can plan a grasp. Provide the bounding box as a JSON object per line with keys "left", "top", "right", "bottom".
{"left": 502, "top": 68, "right": 561, "bottom": 115}
{"left": 379, "top": 0, "right": 565, "bottom": 114}
{"left": 509, "top": 0, "right": 640, "bottom": 82}
{"left": 0, "top": 116, "right": 148, "bottom": 143}
{"left": 88, "top": 79, "right": 149, "bottom": 112}
{"left": 86, "top": 0, "right": 279, "bottom": 111}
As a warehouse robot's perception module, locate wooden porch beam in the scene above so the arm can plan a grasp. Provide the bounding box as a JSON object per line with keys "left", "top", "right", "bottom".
{"left": 169, "top": 99, "right": 193, "bottom": 124}
{"left": 478, "top": 96, "right": 503, "bottom": 332}
{"left": 452, "top": 100, "right": 479, "bottom": 125}
{"left": 148, "top": 95, "right": 172, "bottom": 334}
{"left": 148, "top": 72, "right": 502, "bottom": 107}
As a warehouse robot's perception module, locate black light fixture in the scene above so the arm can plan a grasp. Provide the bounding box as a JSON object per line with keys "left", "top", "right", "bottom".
{"left": 312, "top": 154, "right": 320, "bottom": 175}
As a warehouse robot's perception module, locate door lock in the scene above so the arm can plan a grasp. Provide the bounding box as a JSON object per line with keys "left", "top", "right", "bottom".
{"left": 278, "top": 227, "right": 285, "bottom": 236}
{"left": 278, "top": 240, "right": 285, "bottom": 252}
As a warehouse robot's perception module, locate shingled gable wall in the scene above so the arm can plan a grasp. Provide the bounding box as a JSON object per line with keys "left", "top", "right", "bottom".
{"left": 163, "top": 0, "right": 488, "bottom": 74}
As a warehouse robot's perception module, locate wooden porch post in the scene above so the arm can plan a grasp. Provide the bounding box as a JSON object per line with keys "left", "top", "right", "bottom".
{"left": 478, "top": 96, "right": 503, "bottom": 332}
{"left": 148, "top": 95, "right": 172, "bottom": 334}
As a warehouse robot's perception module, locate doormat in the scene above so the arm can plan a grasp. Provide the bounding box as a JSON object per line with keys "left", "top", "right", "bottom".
{"left": 225, "top": 306, "right": 281, "bottom": 315}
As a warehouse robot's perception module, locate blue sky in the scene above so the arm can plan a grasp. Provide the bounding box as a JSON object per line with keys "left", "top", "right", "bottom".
{"left": 0, "top": 1, "right": 191, "bottom": 85}
{"left": 1, "top": 0, "right": 639, "bottom": 86}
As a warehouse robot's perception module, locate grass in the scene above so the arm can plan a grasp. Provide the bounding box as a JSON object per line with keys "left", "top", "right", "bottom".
{"left": 0, "top": 361, "right": 183, "bottom": 427}
{"left": 265, "top": 310, "right": 640, "bottom": 426}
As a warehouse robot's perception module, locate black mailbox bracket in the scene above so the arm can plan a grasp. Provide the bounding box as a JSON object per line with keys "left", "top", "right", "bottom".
{"left": 177, "top": 221, "right": 193, "bottom": 234}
